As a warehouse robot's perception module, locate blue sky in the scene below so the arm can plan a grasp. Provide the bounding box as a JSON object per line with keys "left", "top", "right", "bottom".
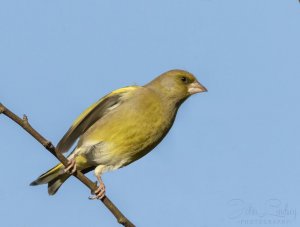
{"left": 1, "top": 1, "right": 300, "bottom": 227}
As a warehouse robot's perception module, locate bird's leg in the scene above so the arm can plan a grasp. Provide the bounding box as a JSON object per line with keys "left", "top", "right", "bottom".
{"left": 64, "top": 154, "right": 78, "bottom": 174}
{"left": 89, "top": 175, "right": 106, "bottom": 200}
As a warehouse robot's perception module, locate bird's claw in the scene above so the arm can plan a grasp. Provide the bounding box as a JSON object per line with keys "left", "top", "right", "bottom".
{"left": 89, "top": 180, "right": 106, "bottom": 200}
{"left": 64, "top": 158, "right": 77, "bottom": 174}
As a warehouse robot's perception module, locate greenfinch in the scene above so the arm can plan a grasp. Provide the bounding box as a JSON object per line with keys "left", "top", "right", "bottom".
{"left": 30, "top": 69, "right": 207, "bottom": 199}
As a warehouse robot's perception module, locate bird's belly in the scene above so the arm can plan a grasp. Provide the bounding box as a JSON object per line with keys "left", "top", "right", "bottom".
{"left": 82, "top": 117, "right": 171, "bottom": 168}
{"left": 112, "top": 118, "right": 170, "bottom": 163}
{"left": 102, "top": 109, "right": 174, "bottom": 166}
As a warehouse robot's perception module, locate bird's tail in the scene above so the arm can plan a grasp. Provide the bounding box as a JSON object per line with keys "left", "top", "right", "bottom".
{"left": 30, "top": 163, "right": 71, "bottom": 195}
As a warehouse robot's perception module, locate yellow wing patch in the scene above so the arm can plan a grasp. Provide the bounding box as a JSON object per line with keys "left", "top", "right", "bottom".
{"left": 56, "top": 85, "right": 139, "bottom": 153}
{"left": 72, "top": 86, "right": 138, "bottom": 127}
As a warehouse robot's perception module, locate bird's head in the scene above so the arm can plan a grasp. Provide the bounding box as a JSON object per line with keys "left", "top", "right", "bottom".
{"left": 146, "top": 69, "right": 207, "bottom": 106}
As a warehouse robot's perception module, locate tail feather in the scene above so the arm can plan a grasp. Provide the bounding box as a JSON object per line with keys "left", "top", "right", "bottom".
{"left": 30, "top": 159, "right": 94, "bottom": 195}
{"left": 48, "top": 174, "right": 70, "bottom": 195}
{"left": 30, "top": 163, "right": 71, "bottom": 195}
{"left": 30, "top": 163, "right": 64, "bottom": 186}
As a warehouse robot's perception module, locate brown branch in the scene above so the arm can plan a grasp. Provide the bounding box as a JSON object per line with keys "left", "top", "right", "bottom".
{"left": 0, "top": 103, "right": 135, "bottom": 227}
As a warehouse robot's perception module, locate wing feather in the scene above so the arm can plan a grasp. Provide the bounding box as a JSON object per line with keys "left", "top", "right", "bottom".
{"left": 57, "top": 86, "right": 137, "bottom": 153}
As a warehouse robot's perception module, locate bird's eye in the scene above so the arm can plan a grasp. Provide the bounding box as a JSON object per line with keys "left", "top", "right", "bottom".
{"left": 181, "top": 76, "right": 188, "bottom": 83}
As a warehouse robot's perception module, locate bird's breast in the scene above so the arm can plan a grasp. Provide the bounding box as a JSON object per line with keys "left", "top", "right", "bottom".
{"left": 81, "top": 88, "right": 178, "bottom": 166}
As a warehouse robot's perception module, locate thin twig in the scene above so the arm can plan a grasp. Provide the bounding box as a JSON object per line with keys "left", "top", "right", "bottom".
{"left": 0, "top": 103, "right": 135, "bottom": 227}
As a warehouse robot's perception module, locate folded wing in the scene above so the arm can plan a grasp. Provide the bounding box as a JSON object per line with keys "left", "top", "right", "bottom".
{"left": 57, "top": 86, "right": 138, "bottom": 153}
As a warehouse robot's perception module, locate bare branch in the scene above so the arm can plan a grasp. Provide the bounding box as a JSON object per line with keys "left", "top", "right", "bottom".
{"left": 0, "top": 103, "right": 135, "bottom": 227}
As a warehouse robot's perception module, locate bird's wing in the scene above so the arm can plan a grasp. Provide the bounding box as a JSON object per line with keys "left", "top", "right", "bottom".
{"left": 57, "top": 86, "right": 138, "bottom": 153}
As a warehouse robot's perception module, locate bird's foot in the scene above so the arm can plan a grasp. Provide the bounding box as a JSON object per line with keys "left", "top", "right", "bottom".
{"left": 64, "top": 158, "right": 77, "bottom": 174}
{"left": 89, "top": 177, "right": 106, "bottom": 200}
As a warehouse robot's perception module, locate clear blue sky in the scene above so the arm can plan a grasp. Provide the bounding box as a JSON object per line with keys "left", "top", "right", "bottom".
{"left": 1, "top": 1, "right": 300, "bottom": 227}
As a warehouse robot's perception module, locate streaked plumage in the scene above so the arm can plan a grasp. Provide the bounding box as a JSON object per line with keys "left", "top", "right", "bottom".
{"left": 30, "top": 69, "right": 207, "bottom": 197}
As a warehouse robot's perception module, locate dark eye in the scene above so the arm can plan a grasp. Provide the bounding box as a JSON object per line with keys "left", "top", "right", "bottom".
{"left": 181, "top": 76, "right": 188, "bottom": 83}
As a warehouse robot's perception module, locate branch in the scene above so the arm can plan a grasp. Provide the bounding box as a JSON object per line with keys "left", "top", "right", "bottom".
{"left": 0, "top": 103, "right": 135, "bottom": 227}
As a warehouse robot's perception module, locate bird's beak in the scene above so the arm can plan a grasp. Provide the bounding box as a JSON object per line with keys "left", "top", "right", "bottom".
{"left": 188, "top": 81, "right": 207, "bottom": 94}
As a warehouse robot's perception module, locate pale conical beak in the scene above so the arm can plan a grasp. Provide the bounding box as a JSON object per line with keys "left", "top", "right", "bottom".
{"left": 188, "top": 81, "right": 207, "bottom": 94}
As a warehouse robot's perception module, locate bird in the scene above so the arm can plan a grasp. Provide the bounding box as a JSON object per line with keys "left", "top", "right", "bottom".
{"left": 30, "top": 69, "right": 207, "bottom": 199}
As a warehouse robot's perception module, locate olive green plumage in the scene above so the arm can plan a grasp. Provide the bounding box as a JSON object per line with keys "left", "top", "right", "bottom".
{"left": 30, "top": 69, "right": 207, "bottom": 195}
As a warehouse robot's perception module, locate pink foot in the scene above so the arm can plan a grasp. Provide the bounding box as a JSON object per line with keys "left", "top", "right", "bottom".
{"left": 64, "top": 158, "right": 77, "bottom": 174}
{"left": 89, "top": 177, "right": 106, "bottom": 200}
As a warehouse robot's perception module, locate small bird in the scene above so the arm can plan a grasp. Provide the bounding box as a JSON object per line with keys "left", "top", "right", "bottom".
{"left": 30, "top": 69, "right": 207, "bottom": 199}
